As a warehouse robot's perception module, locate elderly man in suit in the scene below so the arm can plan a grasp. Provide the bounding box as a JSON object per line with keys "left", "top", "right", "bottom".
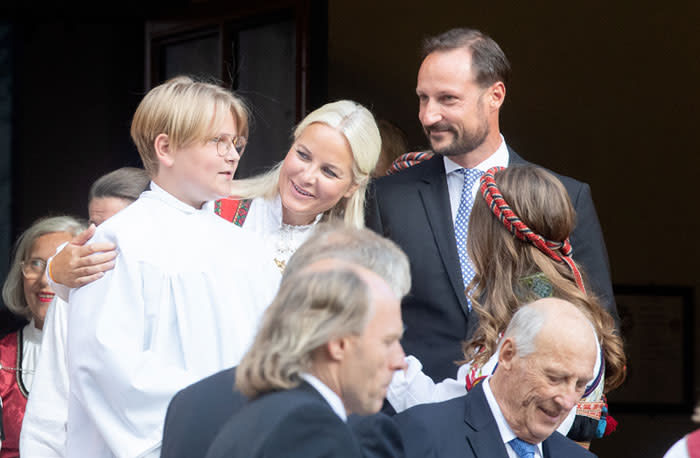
{"left": 366, "top": 27, "right": 618, "bottom": 381}
{"left": 395, "top": 297, "right": 599, "bottom": 458}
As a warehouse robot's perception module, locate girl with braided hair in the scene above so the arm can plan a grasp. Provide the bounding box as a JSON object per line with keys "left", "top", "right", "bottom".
{"left": 388, "top": 164, "right": 625, "bottom": 446}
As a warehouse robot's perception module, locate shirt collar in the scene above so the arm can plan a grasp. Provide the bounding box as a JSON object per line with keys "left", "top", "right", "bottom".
{"left": 24, "top": 318, "right": 43, "bottom": 343}
{"left": 482, "top": 377, "right": 543, "bottom": 456}
{"left": 444, "top": 134, "right": 510, "bottom": 175}
{"left": 146, "top": 181, "right": 211, "bottom": 215}
{"left": 300, "top": 373, "right": 347, "bottom": 422}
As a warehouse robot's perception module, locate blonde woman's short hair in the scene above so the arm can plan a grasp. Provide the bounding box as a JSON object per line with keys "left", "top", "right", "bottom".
{"left": 131, "top": 76, "right": 249, "bottom": 176}
{"left": 231, "top": 100, "right": 381, "bottom": 228}
{"left": 236, "top": 265, "right": 372, "bottom": 398}
{"left": 2, "top": 216, "right": 85, "bottom": 319}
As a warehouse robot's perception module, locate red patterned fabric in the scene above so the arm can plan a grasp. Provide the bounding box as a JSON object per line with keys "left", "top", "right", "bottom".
{"left": 387, "top": 152, "right": 435, "bottom": 175}
{"left": 0, "top": 331, "right": 27, "bottom": 458}
{"left": 214, "top": 198, "right": 251, "bottom": 227}
{"left": 687, "top": 429, "right": 700, "bottom": 457}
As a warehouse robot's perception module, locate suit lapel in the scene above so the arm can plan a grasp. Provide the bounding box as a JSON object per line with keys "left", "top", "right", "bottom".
{"left": 416, "top": 157, "right": 470, "bottom": 318}
{"left": 541, "top": 438, "right": 550, "bottom": 458}
{"left": 413, "top": 147, "right": 530, "bottom": 320}
{"left": 463, "top": 384, "right": 510, "bottom": 458}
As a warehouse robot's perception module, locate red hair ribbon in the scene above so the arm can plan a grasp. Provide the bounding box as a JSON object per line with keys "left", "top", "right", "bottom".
{"left": 479, "top": 166, "right": 586, "bottom": 294}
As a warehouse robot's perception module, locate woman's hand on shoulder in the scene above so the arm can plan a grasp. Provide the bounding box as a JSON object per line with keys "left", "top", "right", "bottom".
{"left": 49, "top": 224, "right": 118, "bottom": 288}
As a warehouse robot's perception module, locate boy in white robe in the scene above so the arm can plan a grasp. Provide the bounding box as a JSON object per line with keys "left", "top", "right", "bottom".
{"left": 63, "top": 77, "right": 280, "bottom": 458}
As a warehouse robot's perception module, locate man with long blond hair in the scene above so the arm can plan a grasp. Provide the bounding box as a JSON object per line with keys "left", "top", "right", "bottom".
{"left": 205, "top": 259, "right": 407, "bottom": 458}
{"left": 162, "top": 223, "right": 411, "bottom": 458}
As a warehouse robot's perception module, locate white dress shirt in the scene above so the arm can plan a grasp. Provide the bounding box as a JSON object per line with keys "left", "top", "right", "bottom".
{"left": 64, "top": 182, "right": 281, "bottom": 458}
{"left": 300, "top": 373, "right": 347, "bottom": 422}
{"left": 482, "top": 377, "right": 544, "bottom": 458}
{"left": 444, "top": 135, "right": 510, "bottom": 222}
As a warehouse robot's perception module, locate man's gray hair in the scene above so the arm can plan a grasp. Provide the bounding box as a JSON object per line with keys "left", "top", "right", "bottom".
{"left": 284, "top": 222, "right": 411, "bottom": 298}
{"left": 2, "top": 216, "right": 85, "bottom": 319}
{"left": 498, "top": 303, "right": 546, "bottom": 358}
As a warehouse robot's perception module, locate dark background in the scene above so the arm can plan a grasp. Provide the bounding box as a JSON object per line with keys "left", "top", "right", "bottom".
{"left": 1, "top": 1, "right": 698, "bottom": 456}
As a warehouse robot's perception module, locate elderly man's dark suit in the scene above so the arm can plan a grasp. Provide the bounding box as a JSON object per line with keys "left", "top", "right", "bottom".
{"left": 393, "top": 382, "right": 597, "bottom": 458}
{"left": 366, "top": 150, "right": 617, "bottom": 381}
{"left": 162, "top": 367, "right": 404, "bottom": 458}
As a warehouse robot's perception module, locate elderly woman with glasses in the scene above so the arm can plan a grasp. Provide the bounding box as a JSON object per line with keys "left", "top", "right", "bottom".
{"left": 0, "top": 216, "right": 83, "bottom": 458}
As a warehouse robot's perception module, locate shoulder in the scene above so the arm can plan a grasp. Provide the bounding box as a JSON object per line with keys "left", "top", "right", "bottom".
{"left": 544, "top": 431, "right": 598, "bottom": 457}
{"left": 169, "top": 367, "right": 238, "bottom": 411}
{"left": 349, "top": 413, "right": 404, "bottom": 458}
{"left": 0, "top": 330, "right": 18, "bottom": 351}
{"left": 265, "top": 399, "right": 359, "bottom": 456}
{"left": 509, "top": 149, "right": 587, "bottom": 194}
{"left": 255, "top": 386, "right": 344, "bottom": 429}
{"left": 373, "top": 155, "right": 443, "bottom": 188}
{"left": 89, "top": 196, "right": 152, "bottom": 242}
{"left": 664, "top": 436, "right": 689, "bottom": 458}
{"left": 395, "top": 395, "right": 464, "bottom": 431}
{"left": 218, "top": 387, "right": 360, "bottom": 457}
{"left": 394, "top": 396, "right": 466, "bottom": 458}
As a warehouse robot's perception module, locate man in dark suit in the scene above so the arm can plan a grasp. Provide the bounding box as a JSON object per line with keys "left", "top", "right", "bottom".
{"left": 162, "top": 367, "right": 403, "bottom": 458}
{"left": 394, "top": 298, "right": 598, "bottom": 458}
{"left": 366, "top": 27, "right": 617, "bottom": 381}
{"left": 205, "top": 260, "right": 407, "bottom": 458}
{"left": 162, "top": 224, "right": 410, "bottom": 457}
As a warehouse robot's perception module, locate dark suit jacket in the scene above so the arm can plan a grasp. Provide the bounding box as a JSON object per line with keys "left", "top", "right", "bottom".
{"left": 394, "top": 382, "right": 596, "bottom": 458}
{"left": 204, "top": 381, "right": 363, "bottom": 458}
{"left": 161, "top": 367, "right": 243, "bottom": 458}
{"left": 162, "top": 367, "right": 404, "bottom": 458}
{"left": 366, "top": 149, "right": 617, "bottom": 380}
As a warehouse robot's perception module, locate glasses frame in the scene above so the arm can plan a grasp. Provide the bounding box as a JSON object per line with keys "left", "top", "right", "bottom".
{"left": 20, "top": 258, "right": 48, "bottom": 279}
{"left": 211, "top": 134, "right": 247, "bottom": 158}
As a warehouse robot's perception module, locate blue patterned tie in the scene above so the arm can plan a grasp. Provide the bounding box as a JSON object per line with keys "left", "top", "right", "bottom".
{"left": 454, "top": 168, "right": 483, "bottom": 310}
{"left": 509, "top": 438, "right": 537, "bottom": 458}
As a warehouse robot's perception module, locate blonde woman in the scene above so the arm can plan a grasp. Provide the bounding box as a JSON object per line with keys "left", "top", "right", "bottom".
{"left": 214, "top": 100, "right": 380, "bottom": 271}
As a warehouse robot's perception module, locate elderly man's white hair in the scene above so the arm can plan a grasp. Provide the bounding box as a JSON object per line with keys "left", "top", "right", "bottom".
{"left": 499, "top": 297, "right": 597, "bottom": 357}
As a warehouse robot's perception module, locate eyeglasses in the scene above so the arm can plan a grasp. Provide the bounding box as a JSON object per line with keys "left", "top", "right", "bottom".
{"left": 211, "top": 134, "right": 247, "bottom": 157}
{"left": 20, "top": 258, "right": 47, "bottom": 280}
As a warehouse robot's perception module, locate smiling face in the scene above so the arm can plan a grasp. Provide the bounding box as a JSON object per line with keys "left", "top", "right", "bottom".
{"left": 495, "top": 318, "right": 596, "bottom": 444}
{"left": 417, "top": 48, "right": 500, "bottom": 162}
{"left": 22, "top": 231, "right": 74, "bottom": 329}
{"left": 278, "top": 123, "right": 358, "bottom": 226}
{"left": 158, "top": 109, "right": 239, "bottom": 209}
{"left": 339, "top": 273, "right": 406, "bottom": 415}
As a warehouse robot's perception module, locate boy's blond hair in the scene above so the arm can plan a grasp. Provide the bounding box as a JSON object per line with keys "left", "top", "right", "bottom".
{"left": 131, "top": 76, "right": 249, "bottom": 176}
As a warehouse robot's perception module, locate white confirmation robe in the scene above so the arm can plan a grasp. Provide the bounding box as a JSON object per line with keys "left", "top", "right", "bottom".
{"left": 65, "top": 183, "right": 280, "bottom": 458}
